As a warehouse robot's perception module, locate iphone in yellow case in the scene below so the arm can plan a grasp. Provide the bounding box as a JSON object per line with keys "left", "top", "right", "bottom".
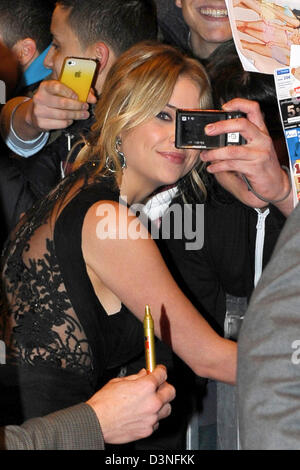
{"left": 59, "top": 57, "right": 97, "bottom": 102}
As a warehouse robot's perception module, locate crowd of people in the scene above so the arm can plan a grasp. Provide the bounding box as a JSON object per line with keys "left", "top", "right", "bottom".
{"left": 0, "top": 0, "right": 299, "bottom": 451}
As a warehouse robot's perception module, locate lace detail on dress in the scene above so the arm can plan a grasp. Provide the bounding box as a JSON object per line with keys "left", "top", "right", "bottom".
{"left": 0, "top": 178, "right": 93, "bottom": 376}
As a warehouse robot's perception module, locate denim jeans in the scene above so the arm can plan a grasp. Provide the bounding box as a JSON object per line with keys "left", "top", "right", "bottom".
{"left": 186, "top": 380, "right": 217, "bottom": 450}
{"left": 216, "top": 295, "right": 248, "bottom": 450}
{"left": 217, "top": 382, "right": 238, "bottom": 450}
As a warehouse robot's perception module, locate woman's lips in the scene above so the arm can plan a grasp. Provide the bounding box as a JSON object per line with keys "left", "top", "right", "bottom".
{"left": 158, "top": 151, "right": 186, "bottom": 164}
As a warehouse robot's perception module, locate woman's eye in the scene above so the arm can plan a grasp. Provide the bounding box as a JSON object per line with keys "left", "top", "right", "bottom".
{"left": 156, "top": 111, "right": 172, "bottom": 121}
{"left": 51, "top": 42, "right": 60, "bottom": 50}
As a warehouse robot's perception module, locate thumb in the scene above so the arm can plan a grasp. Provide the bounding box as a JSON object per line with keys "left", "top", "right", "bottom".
{"left": 87, "top": 89, "right": 97, "bottom": 104}
{"left": 123, "top": 368, "right": 147, "bottom": 382}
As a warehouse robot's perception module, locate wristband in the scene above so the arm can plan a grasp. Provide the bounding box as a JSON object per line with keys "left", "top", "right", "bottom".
{"left": 242, "top": 166, "right": 292, "bottom": 204}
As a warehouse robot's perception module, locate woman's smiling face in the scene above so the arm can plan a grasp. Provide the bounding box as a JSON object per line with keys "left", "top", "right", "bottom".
{"left": 120, "top": 75, "right": 202, "bottom": 203}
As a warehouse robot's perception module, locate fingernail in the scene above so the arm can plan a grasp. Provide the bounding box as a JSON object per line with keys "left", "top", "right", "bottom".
{"left": 205, "top": 124, "right": 215, "bottom": 134}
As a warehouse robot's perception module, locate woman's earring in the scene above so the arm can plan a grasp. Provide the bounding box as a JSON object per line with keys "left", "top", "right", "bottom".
{"left": 105, "top": 155, "right": 116, "bottom": 173}
{"left": 115, "top": 137, "right": 127, "bottom": 169}
{"left": 105, "top": 138, "right": 127, "bottom": 173}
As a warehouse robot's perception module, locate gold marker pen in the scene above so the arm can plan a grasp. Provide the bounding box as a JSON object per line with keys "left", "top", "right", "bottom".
{"left": 144, "top": 305, "right": 156, "bottom": 374}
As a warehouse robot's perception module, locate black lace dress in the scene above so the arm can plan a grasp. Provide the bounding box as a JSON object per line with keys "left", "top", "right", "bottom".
{"left": 0, "top": 173, "right": 144, "bottom": 426}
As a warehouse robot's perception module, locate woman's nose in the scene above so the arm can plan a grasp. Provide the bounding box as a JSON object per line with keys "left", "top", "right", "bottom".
{"left": 169, "top": 126, "right": 176, "bottom": 145}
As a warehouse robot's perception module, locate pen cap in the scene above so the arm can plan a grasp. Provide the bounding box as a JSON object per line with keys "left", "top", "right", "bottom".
{"left": 144, "top": 305, "right": 154, "bottom": 330}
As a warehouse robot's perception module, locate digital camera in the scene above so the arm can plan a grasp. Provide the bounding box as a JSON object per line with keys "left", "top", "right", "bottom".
{"left": 175, "top": 109, "right": 246, "bottom": 150}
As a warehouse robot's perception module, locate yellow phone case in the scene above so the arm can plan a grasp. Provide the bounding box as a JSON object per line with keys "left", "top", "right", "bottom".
{"left": 59, "top": 57, "right": 97, "bottom": 102}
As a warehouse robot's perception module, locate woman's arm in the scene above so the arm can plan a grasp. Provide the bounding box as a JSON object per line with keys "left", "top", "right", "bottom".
{"left": 240, "top": 39, "right": 290, "bottom": 65}
{"left": 82, "top": 201, "right": 237, "bottom": 384}
{"left": 234, "top": 0, "right": 300, "bottom": 28}
{"left": 236, "top": 20, "right": 293, "bottom": 46}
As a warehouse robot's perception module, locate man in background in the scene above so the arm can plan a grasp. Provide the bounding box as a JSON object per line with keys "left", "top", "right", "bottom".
{"left": 155, "top": 0, "right": 232, "bottom": 60}
{"left": 0, "top": 0, "right": 55, "bottom": 95}
{"left": 0, "top": 0, "right": 157, "bottom": 247}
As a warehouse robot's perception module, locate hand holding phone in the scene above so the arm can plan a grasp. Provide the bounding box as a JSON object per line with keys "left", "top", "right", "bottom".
{"left": 59, "top": 57, "right": 97, "bottom": 102}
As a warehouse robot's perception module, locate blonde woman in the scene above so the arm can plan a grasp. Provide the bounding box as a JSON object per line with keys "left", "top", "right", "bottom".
{"left": 0, "top": 42, "right": 237, "bottom": 427}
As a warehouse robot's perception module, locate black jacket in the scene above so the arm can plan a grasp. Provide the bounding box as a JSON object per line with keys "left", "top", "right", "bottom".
{"left": 158, "top": 193, "right": 286, "bottom": 333}
{"left": 0, "top": 114, "right": 95, "bottom": 250}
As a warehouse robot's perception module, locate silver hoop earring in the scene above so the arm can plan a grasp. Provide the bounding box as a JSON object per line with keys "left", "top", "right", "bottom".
{"left": 115, "top": 137, "right": 127, "bottom": 169}
{"left": 105, "top": 138, "right": 127, "bottom": 173}
{"left": 105, "top": 155, "right": 116, "bottom": 173}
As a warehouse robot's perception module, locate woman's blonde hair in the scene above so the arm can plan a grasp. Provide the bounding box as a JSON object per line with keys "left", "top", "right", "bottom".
{"left": 75, "top": 41, "right": 212, "bottom": 198}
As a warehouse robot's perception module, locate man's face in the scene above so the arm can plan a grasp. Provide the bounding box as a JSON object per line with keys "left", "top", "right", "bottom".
{"left": 43, "top": 5, "right": 89, "bottom": 81}
{"left": 176, "top": 0, "right": 232, "bottom": 47}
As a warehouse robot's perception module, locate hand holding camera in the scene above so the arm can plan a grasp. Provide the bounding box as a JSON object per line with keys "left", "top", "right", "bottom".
{"left": 178, "top": 98, "right": 293, "bottom": 215}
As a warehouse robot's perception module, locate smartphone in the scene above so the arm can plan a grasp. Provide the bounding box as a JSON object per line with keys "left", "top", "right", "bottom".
{"left": 59, "top": 57, "right": 97, "bottom": 102}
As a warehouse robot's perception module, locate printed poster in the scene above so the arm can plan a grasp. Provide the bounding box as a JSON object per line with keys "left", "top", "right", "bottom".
{"left": 274, "top": 46, "right": 300, "bottom": 203}
{"left": 226, "top": 0, "right": 300, "bottom": 74}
